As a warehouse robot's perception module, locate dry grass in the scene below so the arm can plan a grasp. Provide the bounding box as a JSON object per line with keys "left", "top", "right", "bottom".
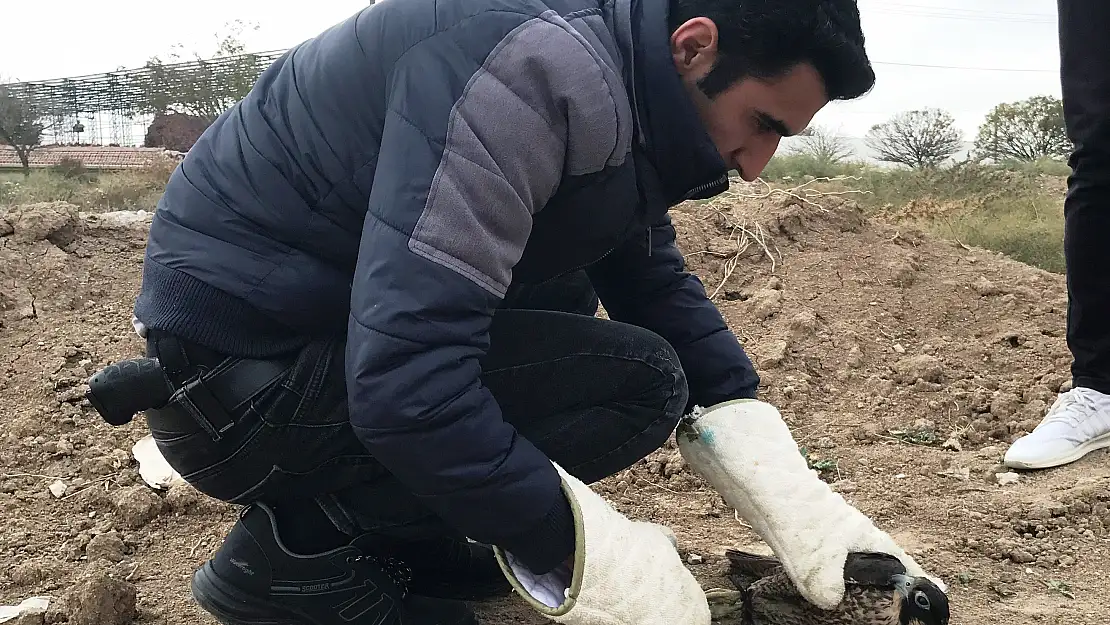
{"left": 0, "top": 159, "right": 176, "bottom": 213}
{"left": 757, "top": 156, "right": 1069, "bottom": 274}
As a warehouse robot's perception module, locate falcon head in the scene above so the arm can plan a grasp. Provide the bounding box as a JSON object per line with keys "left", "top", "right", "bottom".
{"left": 892, "top": 574, "right": 949, "bottom": 625}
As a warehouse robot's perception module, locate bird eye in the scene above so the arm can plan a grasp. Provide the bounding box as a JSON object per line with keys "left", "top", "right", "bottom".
{"left": 914, "top": 592, "right": 931, "bottom": 609}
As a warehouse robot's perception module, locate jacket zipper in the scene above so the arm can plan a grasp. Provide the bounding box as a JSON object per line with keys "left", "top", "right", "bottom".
{"left": 641, "top": 174, "right": 728, "bottom": 257}
{"left": 681, "top": 174, "right": 729, "bottom": 201}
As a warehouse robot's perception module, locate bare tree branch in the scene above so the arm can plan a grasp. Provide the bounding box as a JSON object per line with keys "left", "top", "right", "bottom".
{"left": 790, "top": 125, "right": 854, "bottom": 165}
{"left": 864, "top": 108, "right": 964, "bottom": 169}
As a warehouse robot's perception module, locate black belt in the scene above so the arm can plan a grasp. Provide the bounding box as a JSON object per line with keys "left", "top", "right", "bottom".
{"left": 167, "top": 355, "right": 292, "bottom": 441}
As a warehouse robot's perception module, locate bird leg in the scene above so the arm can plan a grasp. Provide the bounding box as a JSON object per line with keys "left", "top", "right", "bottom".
{"left": 704, "top": 588, "right": 745, "bottom": 621}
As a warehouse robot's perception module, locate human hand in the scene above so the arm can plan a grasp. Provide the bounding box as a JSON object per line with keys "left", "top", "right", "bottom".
{"left": 677, "top": 399, "right": 944, "bottom": 610}
{"left": 495, "top": 463, "right": 710, "bottom": 625}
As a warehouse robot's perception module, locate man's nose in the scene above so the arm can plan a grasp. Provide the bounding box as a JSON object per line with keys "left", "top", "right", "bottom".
{"left": 736, "top": 136, "right": 783, "bottom": 182}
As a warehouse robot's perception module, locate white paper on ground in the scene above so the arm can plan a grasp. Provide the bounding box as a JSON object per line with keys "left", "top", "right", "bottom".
{"left": 0, "top": 596, "right": 51, "bottom": 623}
{"left": 132, "top": 434, "right": 186, "bottom": 490}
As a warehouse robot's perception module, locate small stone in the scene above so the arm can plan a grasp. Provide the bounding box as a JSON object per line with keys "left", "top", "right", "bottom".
{"left": 62, "top": 563, "right": 138, "bottom": 625}
{"left": 165, "top": 483, "right": 203, "bottom": 513}
{"left": 49, "top": 480, "right": 68, "bottom": 498}
{"left": 10, "top": 558, "right": 63, "bottom": 586}
{"left": 990, "top": 393, "right": 1022, "bottom": 419}
{"left": 972, "top": 276, "right": 1002, "bottom": 296}
{"left": 788, "top": 310, "right": 818, "bottom": 338}
{"left": 749, "top": 289, "right": 784, "bottom": 320}
{"left": 112, "top": 485, "right": 166, "bottom": 529}
{"left": 1009, "top": 549, "right": 1035, "bottom": 564}
{"left": 892, "top": 355, "right": 944, "bottom": 385}
{"left": 687, "top": 554, "right": 704, "bottom": 565}
{"left": 942, "top": 437, "right": 963, "bottom": 452}
{"left": 845, "top": 345, "right": 864, "bottom": 369}
{"left": 888, "top": 259, "right": 918, "bottom": 287}
{"left": 85, "top": 532, "right": 126, "bottom": 563}
{"left": 855, "top": 423, "right": 882, "bottom": 441}
{"left": 996, "top": 472, "right": 1020, "bottom": 486}
{"left": 1069, "top": 501, "right": 1092, "bottom": 515}
{"left": 939, "top": 467, "right": 970, "bottom": 481}
{"left": 759, "top": 340, "right": 789, "bottom": 369}
{"left": 893, "top": 343, "right": 906, "bottom": 354}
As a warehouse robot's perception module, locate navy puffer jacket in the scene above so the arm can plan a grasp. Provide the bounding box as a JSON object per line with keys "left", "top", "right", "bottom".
{"left": 134, "top": 0, "right": 759, "bottom": 571}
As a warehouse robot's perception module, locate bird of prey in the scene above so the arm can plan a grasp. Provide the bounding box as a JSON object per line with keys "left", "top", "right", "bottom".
{"left": 704, "top": 549, "right": 950, "bottom": 625}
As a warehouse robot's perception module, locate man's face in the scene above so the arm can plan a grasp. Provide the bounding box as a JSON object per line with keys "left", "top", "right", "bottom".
{"left": 671, "top": 18, "right": 829, "bottom": 181}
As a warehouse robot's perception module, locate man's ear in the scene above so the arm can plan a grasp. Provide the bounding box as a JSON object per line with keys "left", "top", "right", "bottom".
{"left": 670, "top": 17, "right": 719, "bottom": 78}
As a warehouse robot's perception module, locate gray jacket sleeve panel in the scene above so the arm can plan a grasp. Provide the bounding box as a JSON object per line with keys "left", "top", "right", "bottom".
{"left": 410, "top": 9, "right": 632, "bottom": 297}
{"left": 346, "top": 9, "right": 631, "bottom": 572}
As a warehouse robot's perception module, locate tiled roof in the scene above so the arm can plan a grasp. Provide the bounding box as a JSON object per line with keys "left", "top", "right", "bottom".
{"left": 0, "top": 146, "right": 181, "bottom": 170}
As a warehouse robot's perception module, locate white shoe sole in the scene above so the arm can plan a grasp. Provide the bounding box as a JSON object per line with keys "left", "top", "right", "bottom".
{"left": 1004, "top": 431, "right": 1110, "bottom": 470}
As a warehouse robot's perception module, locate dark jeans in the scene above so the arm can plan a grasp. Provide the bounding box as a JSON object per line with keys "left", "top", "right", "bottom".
{"left": 1059, "top": 0, "right": 1110, "bottom": 394}
{"left": 142, "top": 271, "right": 688, "bottom": 540}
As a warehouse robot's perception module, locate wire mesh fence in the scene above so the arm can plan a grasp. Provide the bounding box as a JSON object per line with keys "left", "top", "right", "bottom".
{"left": 4, "top": 50, "right": 287, "bottom": 146}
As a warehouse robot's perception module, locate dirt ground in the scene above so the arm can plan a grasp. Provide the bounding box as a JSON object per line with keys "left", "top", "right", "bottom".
{"left": 1, "top": 183, "right": 1107, "bottom": 625}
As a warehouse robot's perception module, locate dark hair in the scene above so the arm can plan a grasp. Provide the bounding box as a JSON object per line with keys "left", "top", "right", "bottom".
{"left": 667, "top": 0, "right": 876, "bottom": 101}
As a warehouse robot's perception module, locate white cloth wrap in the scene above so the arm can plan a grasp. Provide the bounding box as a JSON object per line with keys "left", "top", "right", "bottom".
{"left": 676, "top": 399, "right": 945, "bottom": 610}
{"left": 495, "top": 462, "right": 711, "bottom": 625}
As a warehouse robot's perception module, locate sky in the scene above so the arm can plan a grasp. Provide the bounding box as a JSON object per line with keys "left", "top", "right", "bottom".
{"left": 0, "top": 0, "right": 1063, "bottom": 142}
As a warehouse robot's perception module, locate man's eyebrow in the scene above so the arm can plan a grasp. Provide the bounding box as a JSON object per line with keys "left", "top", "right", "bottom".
{"left": 758, "top": 111, "right": 795, "bottom": 137}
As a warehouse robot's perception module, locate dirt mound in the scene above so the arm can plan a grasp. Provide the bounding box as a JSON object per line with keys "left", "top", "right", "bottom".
{"left": 0, "top": 186, "right": 1104, "bottom": 625}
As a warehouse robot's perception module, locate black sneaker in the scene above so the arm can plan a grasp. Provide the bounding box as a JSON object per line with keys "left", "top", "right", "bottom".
{"left": 363, "top": 534, "right": 511, "bottom": 601}
{"left": 191, "top": 503, "right": 480, "bottom": 625}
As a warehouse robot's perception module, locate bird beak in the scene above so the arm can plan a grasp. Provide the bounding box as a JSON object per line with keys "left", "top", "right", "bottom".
{"left": 891, "top": 574, "right": 912, "bottom": 599}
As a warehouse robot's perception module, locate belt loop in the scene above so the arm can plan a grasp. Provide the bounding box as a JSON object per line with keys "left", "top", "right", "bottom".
{"left": 155, "top": 334, "right": 192, "bottom": 382}
{"left": 171, "top": 376, "right": 237, "bottom": 441}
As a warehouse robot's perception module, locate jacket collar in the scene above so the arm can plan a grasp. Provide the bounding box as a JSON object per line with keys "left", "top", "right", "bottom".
{"left": 612, "top": 0, "right": 729, "bottom": 206}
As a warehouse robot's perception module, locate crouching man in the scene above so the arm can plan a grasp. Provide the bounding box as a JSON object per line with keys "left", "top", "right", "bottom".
{"left": 120, "top": 0, "right": 930, "bottom": 622}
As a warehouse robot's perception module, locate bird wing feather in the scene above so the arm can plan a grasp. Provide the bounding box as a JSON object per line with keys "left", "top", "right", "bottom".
{"left": 841, "top": 552, "right": 907, "bottom": 589}
{"left": 724, "top": 549, "right": 786, "bottom": 588}
{"left": 723, "top": 548, "right": 909, "bottom": 624}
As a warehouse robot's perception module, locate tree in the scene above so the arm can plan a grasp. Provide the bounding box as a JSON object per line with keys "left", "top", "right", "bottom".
{"left": 973, "top": 95, "right": 1071, "bottom": 162}
{"left": 789, "top": 125, "right": 854, "bottom": 165}
{"left": 865, "top": 108, "right": 964, "bottom": 169}
{"left": 139, "top": 20, "right": 270, "bottom": 122}
{"left": 0, "top": 82, "right": 47, "bottom": 178}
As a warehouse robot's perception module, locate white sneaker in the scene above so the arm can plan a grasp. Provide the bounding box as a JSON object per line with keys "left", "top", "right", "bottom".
{"left": 1003, "top": 386, "right": 1110, "bottom": 469}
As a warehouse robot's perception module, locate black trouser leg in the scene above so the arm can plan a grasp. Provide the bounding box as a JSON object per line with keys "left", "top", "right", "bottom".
{"left": 142, "top": 304, "right": 687, "bottom": 545}
{"left": 480, "top": 309, "right": 688, "bottom": 482}
{"left": 1059, "top": 0, "right": 1110, "bottom": 394}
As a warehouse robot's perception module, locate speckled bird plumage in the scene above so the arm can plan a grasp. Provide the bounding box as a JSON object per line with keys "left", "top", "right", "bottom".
{"left": 706, "top": 549, "right": 949, "bottom": 625}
